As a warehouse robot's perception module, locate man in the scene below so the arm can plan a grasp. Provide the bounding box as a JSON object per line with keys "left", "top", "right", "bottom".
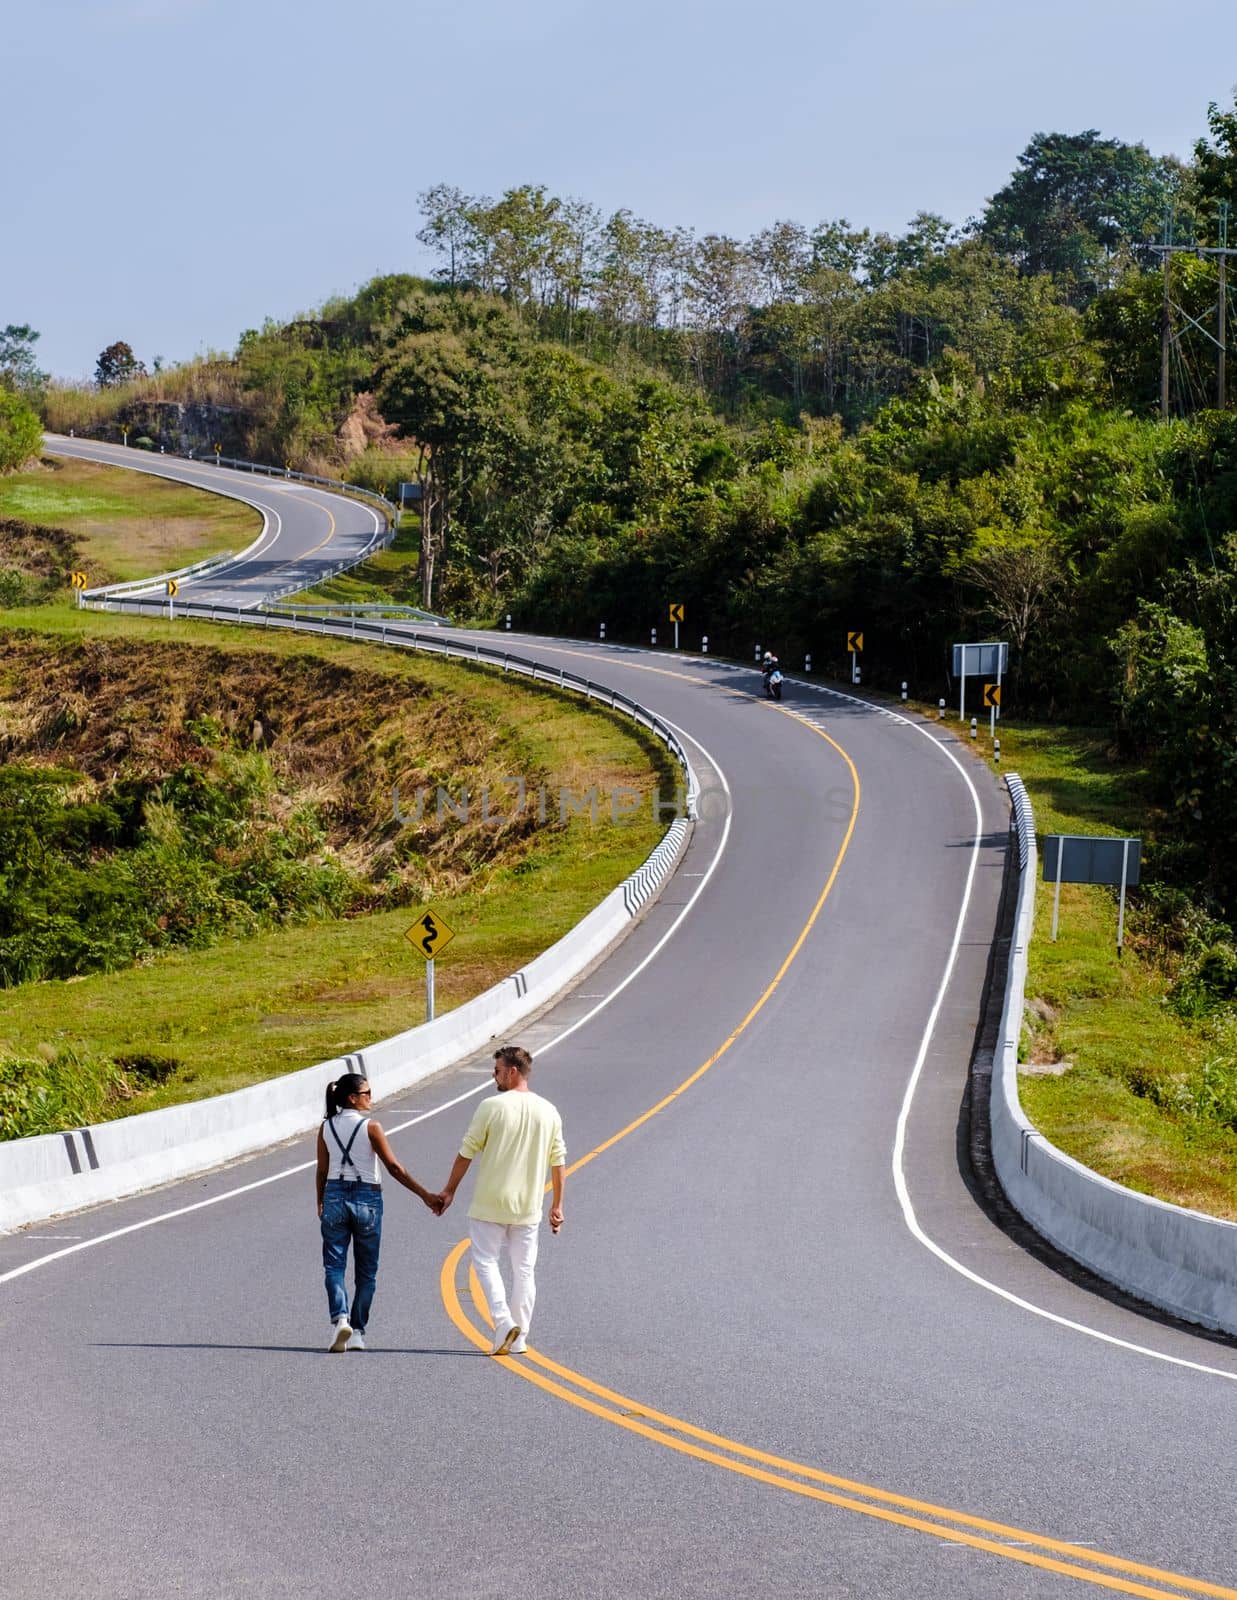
{"left": 438, "top": 1045, "right": 565, "bottom": 1356}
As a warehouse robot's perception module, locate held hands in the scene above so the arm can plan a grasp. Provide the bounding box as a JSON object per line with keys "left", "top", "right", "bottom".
{"left": 425, "top": 1189, "right": 454, "bottom": 1217}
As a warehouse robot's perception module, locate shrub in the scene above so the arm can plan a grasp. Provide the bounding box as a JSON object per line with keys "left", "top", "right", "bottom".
{"left": 0, "top": 389, "right": 41, "bottom": 472}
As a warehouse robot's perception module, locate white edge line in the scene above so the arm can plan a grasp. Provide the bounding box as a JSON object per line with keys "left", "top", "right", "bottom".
{"left": 0, "top": 723, "right": 730, "bottom": 1285}
{"left": 792, "top": 683, "right": 1237, "bottom": 1385}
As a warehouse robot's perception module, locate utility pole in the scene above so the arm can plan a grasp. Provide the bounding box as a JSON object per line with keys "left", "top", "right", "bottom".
{"left": 1161, "top": 214, "right": 1172, "bottom": 420}
{"left": 1150, "top": 203, "right": 1236, "bottom": 419}
{"left": 1219, "top": 201, "right": 1229, "bottom": 410}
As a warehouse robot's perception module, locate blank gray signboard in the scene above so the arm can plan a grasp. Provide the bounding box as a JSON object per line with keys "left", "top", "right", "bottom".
{"left": 1041, "top": 835, "right": 1141, "bottom": 887}
{"left": 951, "top": 642, "right": 1008, "bottom": 677}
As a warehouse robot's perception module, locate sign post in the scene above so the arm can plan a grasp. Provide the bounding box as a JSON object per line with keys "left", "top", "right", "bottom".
{"left": 669, "top": 603, "right": 684, "bottom": 650}
{"left": 404, "top": 905, "right": 457, "bottom": 1021}
{"left": 952, "top": 641, "right": 1007, "bottom": 723}
{"left": 847, "top": 631, "right": 863, "bottom": 684}
{"left": 983, "top": 681, "right": 1001, "bottom": 739}
{"left": 1042, "top": 836, "right": 1142, "bottom": 954}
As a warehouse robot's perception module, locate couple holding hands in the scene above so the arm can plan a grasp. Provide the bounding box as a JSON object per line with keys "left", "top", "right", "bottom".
{"left": 315, "top": 1045, "right": 566, "bottom": 1354}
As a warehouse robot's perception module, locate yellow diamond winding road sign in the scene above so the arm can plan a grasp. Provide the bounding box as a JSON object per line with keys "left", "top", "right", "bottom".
{"left": 404, "top": 906, "right": 456, "bottom": 961}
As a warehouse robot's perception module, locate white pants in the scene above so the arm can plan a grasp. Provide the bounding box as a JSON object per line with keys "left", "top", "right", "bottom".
{"left": 469, "top": 1220, "right": 540, "bottom": 1337}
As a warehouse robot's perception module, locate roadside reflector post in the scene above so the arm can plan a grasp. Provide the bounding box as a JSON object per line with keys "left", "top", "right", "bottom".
{"left": 805, "top": 653, "right": 812, "bottom": 673}
{"left": 970, "top": 716, "right": 978, "bottom": 740}
{"left": 505, "top": 613, "right": 511, "bottom": 631}
{"left": 852, "top": 665, "right": 861, "bottom": 685}
{"left": 901, "top": 681, "right": 908, "bottom": 701}
{"left": 599, "top": 622, "right": 606, "bottom": 640}
{"left": 1052, "top": 841, "right": 1064, "bottom": 941}
{"left": 938, "top": 698, "right": 945, "bottom": 719}
{"left": 651, "top": 627, "right": 657, "bottom": 646}
{"left": 701, "top": 634, "right": 709, "bottom": 654}
{"left": 755, "top": 645, "right": 762, "bottom": 663}
{"left": 994, "top": 737, "right": 1001, "bottom": 763}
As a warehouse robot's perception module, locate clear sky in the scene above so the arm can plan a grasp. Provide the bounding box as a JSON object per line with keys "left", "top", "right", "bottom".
{"left": 5, "top": 0, "right": 1235, "bottom": 379}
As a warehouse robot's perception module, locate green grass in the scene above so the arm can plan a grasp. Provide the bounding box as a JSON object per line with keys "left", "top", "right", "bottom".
{"left": 975, "top": 719, "right": 1237, "bottom": 1220}
{"left": 290, "top": 519, "right": 425, "bottom": 606}
{"left": 0, "top": 456, "right": 258, "bottom": 583}
{"left": 0, "top": 607, "right": 674, "bottom": 1127}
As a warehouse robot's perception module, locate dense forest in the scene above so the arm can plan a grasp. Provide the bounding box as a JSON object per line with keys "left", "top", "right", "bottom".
{"left": 7, "top": 100, "right": 1237, "bottom": 954}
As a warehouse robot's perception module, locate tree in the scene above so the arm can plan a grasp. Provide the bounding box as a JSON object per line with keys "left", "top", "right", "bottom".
{"left": 417, "top": 184, "right": 480, "bottom": 291}
{"left": 980, "top": 131, "right": 1177, "bottom": 297}
{"left": 0, "top": 388, "right": 41, "bottom": 472}
{"left": 95, "top": 341, "right": 145, "bottom": 388}
{"left": 1192, "top": 95, "right": 1237, "bottom": 236}
{"left": 962, "top": 537, "right": 1066, "bottom": 668}
{"left": 0, "top": 325, "right": 47, "bottom": 395}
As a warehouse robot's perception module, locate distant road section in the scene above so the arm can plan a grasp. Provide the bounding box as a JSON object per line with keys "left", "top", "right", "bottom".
{"left": 44, "top": 434, "right": 383, "bottom": 607}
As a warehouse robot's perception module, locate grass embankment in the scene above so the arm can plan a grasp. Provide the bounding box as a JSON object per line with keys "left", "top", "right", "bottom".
{"left": 290, "top": 519, "right": 425, "bottom": 607}
{"left": 954, "top": 719, "right": 1237, "bottom": 1220}
{"left": 0, "top": 608, "right": 674, "bottom": 1137}
{"left": 0, "top": 454, "right": 257, "bottom": 588}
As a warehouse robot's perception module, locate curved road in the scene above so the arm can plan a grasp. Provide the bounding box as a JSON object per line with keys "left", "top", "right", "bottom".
{"left": 3, "top": 441, "right": 1235, "bottom": 1599}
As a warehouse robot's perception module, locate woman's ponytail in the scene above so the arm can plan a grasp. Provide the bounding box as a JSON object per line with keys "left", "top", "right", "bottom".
{"left": 325, "top": 1073, "right": 367, "bottom": 1119}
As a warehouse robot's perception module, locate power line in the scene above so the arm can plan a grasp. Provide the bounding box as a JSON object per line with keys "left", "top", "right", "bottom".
{"left": 1150, "top": 202, "right": 1234, "bottom": 417}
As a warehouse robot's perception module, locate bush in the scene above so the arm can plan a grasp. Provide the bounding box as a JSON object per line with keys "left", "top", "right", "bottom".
{"left": 0, "top": 389, "right": 41, "bottom": 472}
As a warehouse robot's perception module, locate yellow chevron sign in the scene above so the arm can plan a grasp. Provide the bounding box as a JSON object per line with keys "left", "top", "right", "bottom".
{"left": 69, "top": 571, "right": 88, "bottom": 590}
{"left": 847, "top": 631, "right": 863, "bottom": 653}
{"left": 983, "top": 682, "right": 1001, "bottom": 708}
{"left": 668, "top": 603, "right": 684, "bottom": 623}
{"left": 166, "top": 579, "right": 179, "bottom": 597}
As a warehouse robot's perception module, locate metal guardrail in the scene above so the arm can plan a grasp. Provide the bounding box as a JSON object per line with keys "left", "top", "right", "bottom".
{"left": 1006, "top": 773, "right": 1035, "bottom": 872}
{"left": 268, "top": 602, "right": 453, "bottom": 625}
{"left": 80, "top": 596, "right": 700, "bottom": 818}
{"left": 211, "top": 453, "right": 398, "bottom": 524}
{"left": 81, "top": 547, "right": 240, "bottom": 601}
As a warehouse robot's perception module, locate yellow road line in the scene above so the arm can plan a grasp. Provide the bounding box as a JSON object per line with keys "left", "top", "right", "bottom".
{"left": 436, "top": 701, "right": 1235, "bottom": 1599}
{"left": 447, "top": 1249, "right": 1230, "bottom": 1599}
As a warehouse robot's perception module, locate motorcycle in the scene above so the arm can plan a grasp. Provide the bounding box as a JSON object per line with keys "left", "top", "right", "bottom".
{"left": 764, "top": 667, "right": 783, "bottom": 702}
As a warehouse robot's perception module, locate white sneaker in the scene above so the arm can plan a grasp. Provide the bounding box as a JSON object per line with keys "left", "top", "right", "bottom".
{"left": 491, "top": 1321, "right": 521, "bottom": 1356}
{"left": 346, "top": 1330, "right": 367, "bottom": 1352}
{"left": 509, "top": 1335, "right": 528, "bottom": 1354}
{"left": 328, "top": 1317, "right": 352, "bottom": 1352}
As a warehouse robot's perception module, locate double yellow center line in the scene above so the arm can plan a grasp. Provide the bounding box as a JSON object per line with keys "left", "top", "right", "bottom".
{"left": 437, "top": 704, "right": 1234, "bottom": 1599}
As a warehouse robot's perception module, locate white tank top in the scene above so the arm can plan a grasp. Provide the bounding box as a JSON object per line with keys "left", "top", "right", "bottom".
{"left": 322, "top": 1110, "right": 381, "bottom": 1184}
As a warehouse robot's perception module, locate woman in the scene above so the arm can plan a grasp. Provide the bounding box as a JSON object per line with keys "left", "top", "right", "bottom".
{"left": 316, "top": 1072, "right": 441, "bottom": 1351}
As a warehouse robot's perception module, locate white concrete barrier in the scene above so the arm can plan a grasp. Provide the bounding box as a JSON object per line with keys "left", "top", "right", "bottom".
{"left": 0, "top": 721, "right": 691, "bottom": 1231}
{"left": 0, "top": 821, "right": 688, "bottom": 1232}
{"left": 991, "top": 775, "right": 1237, "bottom": 1335}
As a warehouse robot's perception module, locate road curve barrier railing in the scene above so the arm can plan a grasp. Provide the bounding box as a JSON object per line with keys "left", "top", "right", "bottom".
{"left": 991, "top": 774, "right": 1237, "bottom": 1336}
{"left": 0, "top": 603, "right": 698, "bottom": 1233}
{"left": 48, "top": 435, "right": 393, "bottom": 601}
{"left": 212, "top": 452, "right": 397, "bottom": 533}
{"left": 81, "top": 547, "right": 243, "bottom": 601}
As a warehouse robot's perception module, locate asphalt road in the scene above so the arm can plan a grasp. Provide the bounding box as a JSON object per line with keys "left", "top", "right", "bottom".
{"left": 6, "top": 444, "right": 1236, "bottom": 1599}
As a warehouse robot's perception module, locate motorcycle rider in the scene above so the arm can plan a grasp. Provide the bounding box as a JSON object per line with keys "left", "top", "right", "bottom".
{"left": 761, "top": 650, "right": 780, "bottom": 692}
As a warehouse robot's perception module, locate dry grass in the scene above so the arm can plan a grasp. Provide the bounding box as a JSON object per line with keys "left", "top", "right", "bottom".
{"left": 0, "top": 455, "right": 257, "bottom": 584}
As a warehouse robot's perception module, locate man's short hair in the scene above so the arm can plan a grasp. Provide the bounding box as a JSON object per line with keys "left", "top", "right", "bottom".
{"left": 494, "top": 1045, "right": 532, "bottom": 1076}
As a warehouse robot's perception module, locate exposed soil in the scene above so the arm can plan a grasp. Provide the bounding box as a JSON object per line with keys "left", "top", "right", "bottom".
{"left": 0, "top": 631, "right": 555, "bottom": 896}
